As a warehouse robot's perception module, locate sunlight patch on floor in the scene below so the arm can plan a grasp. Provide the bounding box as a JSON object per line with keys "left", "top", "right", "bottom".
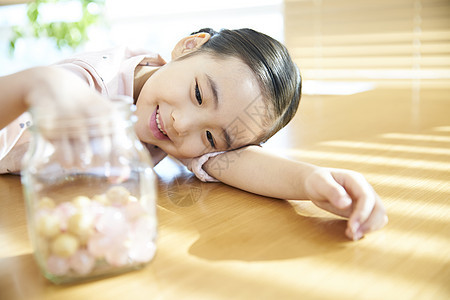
{"left": 432, "top": 126, "right": 450, "bottom": 133}
{"left": 360, "top": 228, "right": 450, "bottom": 268}
{"left": 365, "top": 173, "right": 450, "bottom": 193}
{"left": 319, "top": 140, "right": 450, "bottom": 156}
{"left": 381, "top": 133, "right": 450, "bottom": 143}
{"left": 274, "top": 149, "right": 450, "bottom": 173}
{"left": 382, "top": 197, "right": 450, "bottom": 220}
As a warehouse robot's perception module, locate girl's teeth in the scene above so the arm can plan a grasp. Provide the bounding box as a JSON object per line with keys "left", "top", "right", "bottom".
{"left": 156, "top": 108, "right": 167, "bottom": 136}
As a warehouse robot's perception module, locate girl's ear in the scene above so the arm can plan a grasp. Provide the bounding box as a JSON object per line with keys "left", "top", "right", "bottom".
{"left": 171, "top": 32, "right": 211, "bottom": 60}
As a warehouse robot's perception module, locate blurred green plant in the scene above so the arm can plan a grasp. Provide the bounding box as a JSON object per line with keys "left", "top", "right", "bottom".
{"left": 9, "top": 0, "right": 105, "bottom": 55}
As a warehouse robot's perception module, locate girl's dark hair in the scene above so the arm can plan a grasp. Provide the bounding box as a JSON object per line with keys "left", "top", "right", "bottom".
{"left": 187, "top": 28, "right": 302, "bottom": 144}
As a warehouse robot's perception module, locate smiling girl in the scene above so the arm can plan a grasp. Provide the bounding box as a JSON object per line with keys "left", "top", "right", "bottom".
{"left": 0, "top": 28, "right": 387, "bottom": 241}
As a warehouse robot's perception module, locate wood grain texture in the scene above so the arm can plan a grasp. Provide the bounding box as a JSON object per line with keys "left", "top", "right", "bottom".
{"left": 1, "top": 83, "right": 448, "bottom": 300}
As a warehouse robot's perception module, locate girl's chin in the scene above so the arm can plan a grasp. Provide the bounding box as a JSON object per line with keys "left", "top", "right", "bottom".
{"left": 158, "top": 148, "right": 185, "bottom": 160}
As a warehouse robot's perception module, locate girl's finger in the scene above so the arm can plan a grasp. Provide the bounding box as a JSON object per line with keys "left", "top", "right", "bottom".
{"left": 308, "top": 170, "right": 352, "bottom": 209}
{"left": 71, "top": 128, "right": 92, "bottom": 170}
{"left": 313, "top": 198, "right": 353, "bottom": 219}
{"left": 357, "top": 200, "right": 388, "bottom": 236}
{"left": 60, "top": 132, "right": 75, "bottom": 169}
{"left": 331, "top": 170, "right": 377, "bottom": 233}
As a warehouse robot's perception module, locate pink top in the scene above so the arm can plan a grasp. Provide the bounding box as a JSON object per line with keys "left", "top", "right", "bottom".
{"left": 0, "top": 47, "right": 219, "bottom": 182}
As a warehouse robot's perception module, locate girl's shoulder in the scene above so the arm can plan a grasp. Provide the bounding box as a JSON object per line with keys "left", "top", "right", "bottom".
{"left": 56, "top": 46, "right": 166, "bottom": 71}
{"left": 54, "top": 47, "right": 166, "bottom": 97}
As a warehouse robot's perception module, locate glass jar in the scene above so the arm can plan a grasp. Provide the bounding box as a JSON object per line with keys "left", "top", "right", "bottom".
{"left": 21, "top": 96, "right": 157, "bottom": 284}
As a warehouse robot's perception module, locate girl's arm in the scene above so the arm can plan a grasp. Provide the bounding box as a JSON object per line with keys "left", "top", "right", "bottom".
{"left": 0, "top": 67, "right": 39, "bottom": 130}
{"left": 203, "top": 146, "right": 388, "bottom": 240}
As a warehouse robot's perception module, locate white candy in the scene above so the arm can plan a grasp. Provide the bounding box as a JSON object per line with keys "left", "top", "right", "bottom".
{"left": 106, "top": 186, "right": 130, "bottom": 205}
{"left": 37, "top": 197, "right": 56, "bottom": 210}
{"left": 67, "top": 213, "right": 94, "bottom": 244}
{"left": 92, "top": 194, "right": 109, "bottom": 206}
{"left": 72, "top": 196, "right": 91, "bottom": 208}
{"left": 51, "top": 233, "right": 79, "bottom": 258}
{"left": 36, "top": 214, "right": 60, "bottom": 238}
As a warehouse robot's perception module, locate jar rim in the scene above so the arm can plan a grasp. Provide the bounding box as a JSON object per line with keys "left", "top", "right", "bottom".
{"left": 29, "top": 95, "right": 136, "bottom": 134}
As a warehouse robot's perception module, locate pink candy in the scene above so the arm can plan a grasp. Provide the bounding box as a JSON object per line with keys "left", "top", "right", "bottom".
{"left": 105, "top": 244, "right": 129, "bottom": 267}
{"left": 37, "top": 190, "right": 156, "bottom": 279}
{"left": 128, "top": 216, "right": 156, "bottom": 263}
{"left": 54, "top": 202, "right": 77, "bottom": 231}
{"left": 47, "top": 255, "right": 70, "bottom": 276}
{"left": 95, "top": 207, "right": 128, "bottom": 236}
{"left": 128, "top": 240, "right": 156, "bottom": 263}
{"left": 87, "top": 232, "right": 117, "bottom": 258}
{"left": 122, "top": 201, "right": 146, "bottom": 220}
{"left": 70, "top": 250, "right": 95, "bottom": 275}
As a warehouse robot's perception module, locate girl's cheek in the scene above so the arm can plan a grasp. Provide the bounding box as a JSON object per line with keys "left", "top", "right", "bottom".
{"left": 178, "top": 142, "right": 205, "bottom": 159}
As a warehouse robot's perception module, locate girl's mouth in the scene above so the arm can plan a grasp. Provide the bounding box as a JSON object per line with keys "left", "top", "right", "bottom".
{"left": 149, "top": 105, "right": 170, "bottom": 140}
{"left": 156, "top": 107, "right": 167, "bottom": 135}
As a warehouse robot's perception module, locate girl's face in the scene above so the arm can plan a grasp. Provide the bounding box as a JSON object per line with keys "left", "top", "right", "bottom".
{"left": 134, "top": 53, "right": 269, "bottom": 159}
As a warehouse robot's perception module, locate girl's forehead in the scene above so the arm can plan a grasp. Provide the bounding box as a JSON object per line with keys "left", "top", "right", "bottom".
{"left": 185, "top": 52, "right": 253, "bottom": 76}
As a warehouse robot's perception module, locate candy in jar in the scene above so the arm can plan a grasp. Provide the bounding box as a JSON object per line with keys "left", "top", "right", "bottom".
{"left": 21, "top": 96, "right": 157, "bottom": 284}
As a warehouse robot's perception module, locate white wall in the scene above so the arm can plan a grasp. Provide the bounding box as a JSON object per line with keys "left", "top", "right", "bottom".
{"left": 0, "top": 0, "right": 283, "bottom": 76}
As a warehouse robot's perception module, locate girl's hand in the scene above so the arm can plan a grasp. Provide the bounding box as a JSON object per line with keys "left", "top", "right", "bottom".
{"left": 1, "top": 66, "right": 112, "bottom": 131}
{"left": 24, "top": 67, "right": 116, "bottom": 169}
{"left": 25, "top": 66, "right": 113, "bottom": 121}
{"left": 304, "top": 167, "right": 388, "bottom": 240}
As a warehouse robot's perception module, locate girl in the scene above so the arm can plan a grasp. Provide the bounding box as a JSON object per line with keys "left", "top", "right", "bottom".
{"left": 0, "top": 28, "right": 387, "bottom": 241}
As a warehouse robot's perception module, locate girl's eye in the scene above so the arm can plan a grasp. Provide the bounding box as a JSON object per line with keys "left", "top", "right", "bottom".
{"left": 206, "top": 131, "right": 215, "bottom": 148}
{"left": 195, "top": 81, "right": 202, "bottom": 105}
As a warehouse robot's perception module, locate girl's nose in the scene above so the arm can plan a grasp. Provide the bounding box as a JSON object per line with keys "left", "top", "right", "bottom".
{"left": 171, "top": 110, "right": 194, "bottom": 137}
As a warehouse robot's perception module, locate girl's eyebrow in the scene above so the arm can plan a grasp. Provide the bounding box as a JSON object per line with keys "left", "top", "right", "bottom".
{"left": 223, "top": 128, "right": 232, "bottom": 149}
{"left": 206, "top": 74, "right": 219, "bottom": 109}
{"left": 206, "top": 74, "right": 232, "bottom": 149}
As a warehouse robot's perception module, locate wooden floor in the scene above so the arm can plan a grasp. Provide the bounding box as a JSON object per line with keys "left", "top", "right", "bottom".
{"left": 0, "top": 80, "right": 449, "bottom": 299}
